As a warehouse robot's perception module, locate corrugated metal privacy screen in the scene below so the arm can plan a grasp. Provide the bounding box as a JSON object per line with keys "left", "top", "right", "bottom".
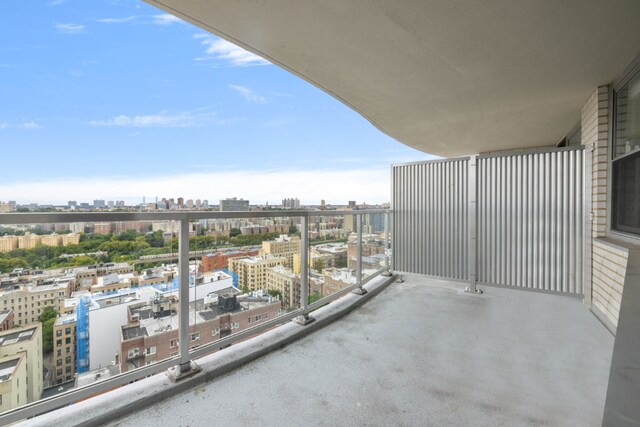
{"left": 392, "top": 147, "right": 585, "bottom": 294}
{"left": 392, "top": 158, "right": 469, "bottom": 280}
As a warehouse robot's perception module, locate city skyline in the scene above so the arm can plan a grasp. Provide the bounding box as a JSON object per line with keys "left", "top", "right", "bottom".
{"left": 0, "top": 1, "right": 433, "bottom": 205}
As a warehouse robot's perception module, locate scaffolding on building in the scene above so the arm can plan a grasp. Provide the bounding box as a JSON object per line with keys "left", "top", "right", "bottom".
{"left": 75, "top": 296, "right": 90, "bottom": 373}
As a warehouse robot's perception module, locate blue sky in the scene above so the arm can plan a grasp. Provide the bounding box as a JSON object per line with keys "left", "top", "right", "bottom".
{"left": 0, "top": 0, "right": 432, "bottom": 205}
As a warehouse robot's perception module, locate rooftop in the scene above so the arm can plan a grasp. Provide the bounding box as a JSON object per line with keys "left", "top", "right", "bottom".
{"left": 0, "top": 357, "right": 21, "bottom": 382}
{"left": 0, "top": 326, "right": 38, "bottom": 346}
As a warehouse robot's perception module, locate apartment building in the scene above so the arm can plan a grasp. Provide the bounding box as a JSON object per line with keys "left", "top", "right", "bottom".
{"left": 347, "top": 235, "right": 385, "bottom": 270}
{"left": 0, "top": 282, "right": 69, "bottom": 327}
{"left": 0, "top": 233, "right": 80, "bottom": 253}
{"left": 0, "top": 237, "right": 18, "bottom": 253}
{"left": 0, "top": 324, "right": 43, "bottom": 410}
{"left": 52, "top": 314, "right": 76, "bottom": 384}
{"left": 219, "top": 198, "right": 249, "bottom": 212}
{"left": 260, "top": 235, "right": 300, "bottom": 268}
{"left": 0, "top": 354, "right": 27, "bottom": 412}
{"left": 198, "top": 249, "right": 259, "bottom": 273}
{"left": 265, "top": 266, "right": 299, "bottom": 308}
{"left": 229, "top": 256, "right": 286, "bottom": 291}
{"left": 119, "top": 289, "right": 280, "bottom": 372}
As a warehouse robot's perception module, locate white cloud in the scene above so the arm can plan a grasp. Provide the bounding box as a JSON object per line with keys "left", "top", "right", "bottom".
{"left": 0, "top": 123, "right": 7, "bottom": 130}
{"left": 97, "top": 16, "right": 138, "bottom": 24}
{"left": 50, "top": 0, "right": 65, "bottom": 6}
{"left": 88, "top": 109, "right": 222, "bottom": 128}
{"left": 195, "top": 35, "right": 269, "bottom": 67}
{"left": 151, "top": 14, "right": 184, "bottom": 26}
{"left": 20, "top": 121, "right": 42, "bottom": 130}
{"left": 229, "top": 85, "right": 267, "bottom": 104}
{"left": 0, "top": 168, "right": 390, "bottom": 205}
{"left": 96, "top": 14, "right": 184, "bottom": 26}
{"left": 55, "top": 23, "right": 85, "bottom": 34}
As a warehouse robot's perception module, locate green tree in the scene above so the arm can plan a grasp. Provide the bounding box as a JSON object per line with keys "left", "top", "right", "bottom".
{"left": 288, "top": 225, "right": 298, "bottom": 234}
{"left": 313, "top": 259, "right": 325, "bottom": 272}
{"left": 336, "top": 258, "right": 348, "bottom": 268}
{"left": 229, "top": 228, "right": 242, "bottom": 238}
{"left": 308, "top": 294, "right": 323, "bottom": 304}
{"left": 39, "top": 307, "right": 57, "bottom": 354}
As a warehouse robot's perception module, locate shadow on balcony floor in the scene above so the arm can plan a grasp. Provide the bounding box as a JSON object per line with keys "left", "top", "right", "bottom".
{"left": 109, "top": 276, "right": 613, "bottom": 426}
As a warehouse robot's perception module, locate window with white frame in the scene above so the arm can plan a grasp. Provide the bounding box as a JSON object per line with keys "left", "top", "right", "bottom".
{"left": 190, "top": 333, "right": 200, "bottom": 342}
{"left": 145, "top": 346, "right": 156, "bottom": 355}
{"left": 613, "top": 68, "right": 640, "bottom": 236}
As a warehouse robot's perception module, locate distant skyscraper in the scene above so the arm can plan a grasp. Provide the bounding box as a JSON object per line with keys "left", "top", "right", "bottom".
{"left": 348, "top": 201, "right": 356, "bottom": 208}
{"left": 68, "top": 201, "right": 77, "bottom": 209}
{"left": 220, "top": 198, "right": 249, "bottom": 212}
{"left": 177, "top": 197, "right": 184, "bottom": 207}
{"left": 282, "top": 198, "right": 300, "bottom": 209}
{"left": 93, "top": 200, "right": 106, "bottom": 209}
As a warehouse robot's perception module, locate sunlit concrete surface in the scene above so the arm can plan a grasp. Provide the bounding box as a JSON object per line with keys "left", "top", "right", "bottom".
{"left": 108, "top": 276, "right": 613, "bottom": 427}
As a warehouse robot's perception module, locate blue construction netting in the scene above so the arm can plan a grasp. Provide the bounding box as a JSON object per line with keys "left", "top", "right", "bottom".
{"left": 220, "top": 269, "right": 238, "bottom": 288}
{"left": 75, "top": 296, "right": 90, "bottom": 373}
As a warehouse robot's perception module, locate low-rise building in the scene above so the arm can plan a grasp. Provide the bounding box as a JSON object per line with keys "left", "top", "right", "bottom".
{"left": 0, "top": 281, "right": 70, "bottom": 327}
{"left": 229, "top": 256, "right": 286, "bottom": 291}
{"left": 119, "top": 288, "right": 281, "bottom": 372}
{"left": 198, "top": 248, "right": 259, "bottom": 273}
{"left": 266, "top": 266, "right": 299, "bottom": 308}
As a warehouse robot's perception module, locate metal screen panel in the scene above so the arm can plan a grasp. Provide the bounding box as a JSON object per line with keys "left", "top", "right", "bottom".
{"left": 392, "top": 158, "right": 469, "bottom": 280}
{"left": 477, "top": 148, "right": 584, "bottom": 293}
{"left": 392, "top": 146, "right": 585, "bottom": 295}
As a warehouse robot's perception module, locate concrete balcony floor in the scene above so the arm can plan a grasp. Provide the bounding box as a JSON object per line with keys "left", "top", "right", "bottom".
{"left": 109, "top": 276, "right": 613, "bottom": 426}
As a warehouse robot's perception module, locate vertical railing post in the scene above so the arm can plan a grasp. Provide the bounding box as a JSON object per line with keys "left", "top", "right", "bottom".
{"left": 294, "top": 215, "right": 315, "bottom": 325}
{"left": 168, "top": 218, "right": 200, "bottom": 380}
{"left": 353, "top": 213, "right": 368, "bottom": 295}
{"left": 382, "top": 210, "right": 392, "bottom": 276}
{"left": 466, "top": 155, "right": 480, "bottom": 294}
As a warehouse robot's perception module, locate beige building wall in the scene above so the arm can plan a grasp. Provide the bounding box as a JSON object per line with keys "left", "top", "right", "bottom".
{"left": 40, "top": 234, "right": 62, "bottom": 247}
{"left": 0, "top": 236, "right": 18, "bottom": 253}
{"left": 581, "top": 84, "right": 639, "bottom": 331}
{"left": 260, "top": 236, "right": 300, "bottom": 268}
{"left": 229, "top": 257, "right": 286, "bottom": 291}
{"left": 61, "top": 234, "right": 81, "bottom": 245}
{"left": 0, "top": 354, "right": 27, "bottom": 412}
{"left": 0, "top": 324, "right": 43, "bottom": 404}
{"left": 0, "top": 284, "right": 68, "bottom": 327}
{"left": 266, "top": 267, "right": 299, "bottom": 308}
{"left": 18, "top": 233, "right": 41, "bottom": 249}
{"left": 53, "top": 318, "right": 76, "bottom": 384}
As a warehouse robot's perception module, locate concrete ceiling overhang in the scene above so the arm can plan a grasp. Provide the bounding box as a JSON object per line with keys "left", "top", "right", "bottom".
{"left": 145, "top": 0, "right": 640, "bottom": 157}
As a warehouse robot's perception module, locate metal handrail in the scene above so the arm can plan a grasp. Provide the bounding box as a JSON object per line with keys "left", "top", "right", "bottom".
{"left": 0, "top": 209, "right": 387, "bottom": 224}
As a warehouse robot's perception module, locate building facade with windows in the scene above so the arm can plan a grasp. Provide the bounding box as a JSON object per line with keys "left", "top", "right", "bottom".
{"left": 119, "top": 289, "right": 280, "bottom": 373}
{"left": 0, "top": 324, "right": 43, "bottom": 410}
{"left": 53, "top": 314, "right": 76, "bottom": 384}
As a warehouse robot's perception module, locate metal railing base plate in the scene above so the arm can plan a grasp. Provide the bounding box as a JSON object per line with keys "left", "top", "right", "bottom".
{"left": 293, "top": 315, "right": 316, "bottom": 326}
{"left": 167, "top": 361, "right": 201, "bottom": 383}
{"left": 352, "top": 287, "right": 368, "bottom": 296}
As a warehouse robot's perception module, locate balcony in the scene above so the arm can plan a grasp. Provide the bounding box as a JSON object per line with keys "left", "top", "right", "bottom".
{"left": 19, "top": 273, "right": 612, "bottom": 426}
